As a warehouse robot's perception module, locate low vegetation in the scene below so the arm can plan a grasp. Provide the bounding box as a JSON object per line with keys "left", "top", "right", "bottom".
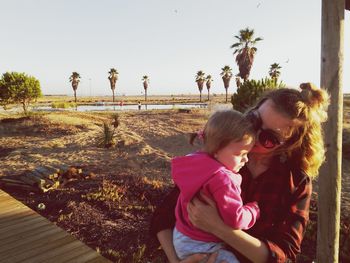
{"left": 51, "top": 101, "right": 77, "bottom": 109}
{"left": 231, "top": 77, "right": 285, "bottom": 112}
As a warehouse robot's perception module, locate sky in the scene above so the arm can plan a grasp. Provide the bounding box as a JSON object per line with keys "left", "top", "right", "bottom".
{"left": 1, "top": 0, "right": 349, "bottom": 96}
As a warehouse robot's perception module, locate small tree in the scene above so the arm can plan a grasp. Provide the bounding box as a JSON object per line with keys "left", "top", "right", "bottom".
{"left": 69, "top": 72, "right": 81, "bottom": 103}
{"left": 142, "top": 75, "right": 150, "bottom": 101}
{"left": 220, "top": 66, "right": 233, "bottom": 102}
{"left": 195, "top": 71, "right": 206, "bottom": 102}
{"left": 205, "top": 75, "right": 213, "bottom": 101}
{"left": 0, "top": 72, "right": 42, "bottom": 114}
{"left": 108, "top": 68, "right": 119, "bottom": 102}
{"left": 231, "top": 77, "right": 285, "bottom": 112}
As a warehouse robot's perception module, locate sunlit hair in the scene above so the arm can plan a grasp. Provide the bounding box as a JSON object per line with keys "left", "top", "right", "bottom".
{"left": 190, "top": 110, "right": 256, "bottom": 155}
{"left": 254, "top": 83, "right": 330, "bottom": 179}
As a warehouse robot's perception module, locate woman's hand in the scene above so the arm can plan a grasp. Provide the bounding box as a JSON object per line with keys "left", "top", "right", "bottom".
{"left": 187, "top": 192, "right": 224, "bottom": 234}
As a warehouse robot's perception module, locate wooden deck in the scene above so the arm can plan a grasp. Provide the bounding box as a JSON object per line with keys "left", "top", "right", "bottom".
{"left": 0, "top": 190, "right": 111, "bottom": 263}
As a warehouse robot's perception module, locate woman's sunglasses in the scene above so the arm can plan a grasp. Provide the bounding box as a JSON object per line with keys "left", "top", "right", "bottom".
{"left": 246, "top": 110, "right": 284, "bottom": 149}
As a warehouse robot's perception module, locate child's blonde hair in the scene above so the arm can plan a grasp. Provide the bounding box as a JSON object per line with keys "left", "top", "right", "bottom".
{"left": 190, "top": 110, "right": 256, "bottom": 155}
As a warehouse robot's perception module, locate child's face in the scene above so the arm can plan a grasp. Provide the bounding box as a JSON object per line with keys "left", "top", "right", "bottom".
{"left": 215, "top": 137, "right": 254, "bottom": 173}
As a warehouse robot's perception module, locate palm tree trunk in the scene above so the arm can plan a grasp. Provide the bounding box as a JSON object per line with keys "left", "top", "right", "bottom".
{"left": 145, "top": 90, "right": 147, "bottom": 101}
{"left": 225, "top": 89, "right": 228, "bottom": 103}
{"left": 74, "top": 90, "right": 77, "bottom": 103}
{"left": 112, "top": 90, "right": 115, "bottom": 102}
{"left": 208, "top": 90, "right": 210, "bottom": 101}
{"left": 199, "top": 91, "right": 202, "bottom": 102}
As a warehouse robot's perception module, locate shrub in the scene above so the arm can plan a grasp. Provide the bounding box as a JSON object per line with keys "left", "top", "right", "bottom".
{"left": 101, "top": 122, "right": 116, "bottom": 148}
{"left": 0, "top": 72, "right": 42, "bottom": 114}
{"left": 51, "top": 102, "right": 77, "bottom": 109}
{"left": 231, "top": 77, "right": 285, "bottom": 112}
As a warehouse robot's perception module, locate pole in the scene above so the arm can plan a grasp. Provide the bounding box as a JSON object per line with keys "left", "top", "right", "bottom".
{"left": 317, "top": 0, "right": 344, "bottom": 262}
{"left": 89, "top": 78, "right": 92, "bottom": 97}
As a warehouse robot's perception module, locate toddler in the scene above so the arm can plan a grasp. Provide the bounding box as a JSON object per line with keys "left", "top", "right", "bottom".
{"left": 172, "top": 110, "right": 260, "bottom": 263}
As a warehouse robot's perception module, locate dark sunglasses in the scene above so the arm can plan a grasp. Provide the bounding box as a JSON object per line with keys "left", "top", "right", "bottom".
{"left": 246, "top": 110, "right": 284, "bottom": 149}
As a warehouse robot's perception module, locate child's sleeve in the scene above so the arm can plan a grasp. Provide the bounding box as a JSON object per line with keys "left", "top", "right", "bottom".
{"left": 207, "top": 171, "right": 260, "bottom": 230}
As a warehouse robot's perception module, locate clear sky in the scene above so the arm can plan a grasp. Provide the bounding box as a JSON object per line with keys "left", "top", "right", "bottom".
{"left": 1, "top": 0, "right": 349, "bottom": 96}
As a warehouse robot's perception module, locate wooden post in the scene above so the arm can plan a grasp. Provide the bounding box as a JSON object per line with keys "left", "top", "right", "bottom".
{"left": 317, "top": 0, "right": 344, "bottom": 262}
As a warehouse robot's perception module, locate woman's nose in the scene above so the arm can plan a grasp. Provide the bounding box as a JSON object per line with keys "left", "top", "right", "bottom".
{"left": 243, "top": 155, "right": 249, "bottom": 163}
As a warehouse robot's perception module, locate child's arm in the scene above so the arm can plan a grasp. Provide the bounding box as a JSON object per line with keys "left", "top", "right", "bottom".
{"left": 206, "top": 172, "right": 260, "bottom": 230}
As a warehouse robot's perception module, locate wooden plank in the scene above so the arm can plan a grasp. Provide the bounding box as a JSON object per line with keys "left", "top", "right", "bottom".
{"left": 52, "top": 244, "right": 99, "bottom": 263}
{"left": 3, "top": 235, "right": 77, "bottom": 263}
{"left": 0, "top": 214, "right": 43, "bottom": 231}
{"left": 0, "top": 216, "right": 48, "bottom": 240}
{"left": 0, "top": 191, "right": 110, "bottom": 263}
{"left": 0, "top": 226, "right": 62, "bottom": 254}
{"left": 0, "top": 207, "right": 40, "bottom": 223}
{"left": 0, "top": 193, "right": 18, "bottom": 203}
{"left": 0, "top": 205, "right": 28, "bottom": 218}
{"left": 86, "top": 256, "right": 111, "bottom": 263}
{"left": 0, "top": 194, "right": 22, "bottom": 205}
{"left": 0, "top": 209, "right": 36, "bottom": 224}
{"left": 0, "top": 200, "right": 24, "bottom": 211}
{"left": 68, "top": 249, "right": 102, "bottom": 263}
{"left": 19, "top": 239, "right": 85, "bottom": 263}
{"left": 0, "top": 223, "right": 58, "bottom": 249}
{"left": 2, "top": 228, "right": 68, "bottom": 257}
{"left": 0, "top": 190, "right": 9, "bottom": 196}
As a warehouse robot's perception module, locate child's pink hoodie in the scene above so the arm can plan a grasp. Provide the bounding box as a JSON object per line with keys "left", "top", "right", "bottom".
{"left": 172, "top": 152, "right": 260, "bottom": 242}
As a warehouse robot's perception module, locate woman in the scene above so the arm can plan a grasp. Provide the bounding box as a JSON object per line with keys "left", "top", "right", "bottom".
{"left": 150, "top": 83, "right": 329, "bottom": 263}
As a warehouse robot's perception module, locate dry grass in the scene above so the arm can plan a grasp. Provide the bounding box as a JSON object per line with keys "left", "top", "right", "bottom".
{"left": 45, "top": 113, "right": 92, "bottom": 126}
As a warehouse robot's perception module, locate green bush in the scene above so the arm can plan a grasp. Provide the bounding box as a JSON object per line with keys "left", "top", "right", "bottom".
{"left": 231, "top": 77, "right": 285, "bottom": 112}
{"left": 51, "top": 102, "right": 77, "bottom": 109}
{"left": 0, "top": 72, "right": 42, "bottom": 114}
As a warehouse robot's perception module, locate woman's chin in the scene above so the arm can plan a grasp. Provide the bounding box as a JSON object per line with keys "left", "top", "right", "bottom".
{"left": 250, "top": 144, "right": 271, "bottom": 154}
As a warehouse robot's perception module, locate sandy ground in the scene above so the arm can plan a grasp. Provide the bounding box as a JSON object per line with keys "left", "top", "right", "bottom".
{"left": 0, "top": 105, "right": 349, "bottom": 262}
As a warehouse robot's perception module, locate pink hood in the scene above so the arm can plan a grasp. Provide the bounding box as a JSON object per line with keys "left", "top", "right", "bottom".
{"left": 172, "top": 152, "right": 225, "bottom": 201}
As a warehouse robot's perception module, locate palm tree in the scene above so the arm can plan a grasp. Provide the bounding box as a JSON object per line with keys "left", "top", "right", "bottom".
{"left": 69, "top": 72, "right": 81, "bottom": 103}
{"left": 220, "top": 66, "right": 233, "bottom": 102}
{"left": 205, "top": 75, "right": 213, "bottom": 101}
{"left": 235, "top": 74, "right": 242, "bottom": 88}
{"left": 195, "top": 71, "right": 206, "bottom": 102}
{"left": 230, "top": 27, "right": 263, "bottom": 81}
{"left": 268, "top": 63, "right": 282, "bottom": 82}
{"left": 142, "top": 75, "right": 149, "bottom": 101}
{"left": 108, "top": 68, "right": 119, "bottom": 102}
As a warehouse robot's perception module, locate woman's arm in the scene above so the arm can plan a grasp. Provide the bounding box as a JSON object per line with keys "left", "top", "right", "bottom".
{"left": 150, "top": 187, "right": 221, "bottom": 263}
{"left": 187, "top": 194, "right": 269, "bottom": 263}
{"left": 157, "top": 229, "right": 179, "bottom": 263}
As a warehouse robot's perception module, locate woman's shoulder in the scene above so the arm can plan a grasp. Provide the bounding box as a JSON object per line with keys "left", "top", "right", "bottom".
{"left": 277, "top": 157, "right": 311, "bottom": 188}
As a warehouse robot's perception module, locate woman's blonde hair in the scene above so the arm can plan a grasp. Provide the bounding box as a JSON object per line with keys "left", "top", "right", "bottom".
{"left": 255, "top": 83, "right": 330, "bottom": 179}
{"left": 190, "top": 110, "right": 256, "bottom": 155}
